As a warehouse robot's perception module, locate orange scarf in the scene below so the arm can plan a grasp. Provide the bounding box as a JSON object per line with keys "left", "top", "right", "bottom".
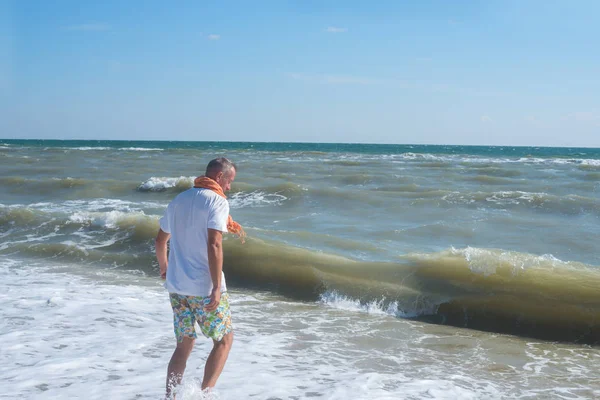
{"left": 194, "top": 176, "right": 246, "bottom": 243}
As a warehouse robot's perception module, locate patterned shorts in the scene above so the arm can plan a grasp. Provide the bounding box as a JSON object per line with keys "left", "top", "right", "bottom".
{"left": 169, "top": 292, "right": 232, "bottom": 342}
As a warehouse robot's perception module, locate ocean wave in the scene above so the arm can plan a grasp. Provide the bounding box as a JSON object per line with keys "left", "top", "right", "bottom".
{"left": 0, "top": 206, "right": 42, "bottom": 227}
{"left": 118, "top": 147, "right": 163, "bottom": 151}
{"left": 68, "top": 210, "right": 159, "bottom": 231}
{"left": 2, "top": 176, "right": 89, "bottom": 191}
{"left": 0, "top": 200, "right": 165, "bottom": 228}
{"left": 43, "top": 146, "right": 164, "bottom": 152}
{"left": 137, "top": 178, "right": 305, "bottom": 205}
{"left": 3, "top": 216, "right": 600, "bottom": 342}
{"left": 223, "top": 241, "right": 600, "bottom": 343}
{"left": 320, "top": 290, "right": 439, "bottom": 318}
{"left": 68, "top": 147, "right": 112, "bottom": 151}
{"left": 466, "top": 175, "right": 515, "bottom": 185}
{"left": 390, "top": 152, "right": 600, "bottom": 168}
{"left": 229, "top": 191, "right": 289, "bottom": 208}
{"left": 308, "top": 186, "right": 599, "bottom": 215}
{"left": 466, "top": 166, "right": 523, "bottom": 177}
{"left": 29, "top": 198, "right": 165, "bottom": 214}
{"left": 137, "top": 176, "right": 194, "bottom": 192}
{"left": 410, "top": 246, "right": 585, "bottom": 276}
{"left": 438, "top": 190, "right": 600, "bottom": 215}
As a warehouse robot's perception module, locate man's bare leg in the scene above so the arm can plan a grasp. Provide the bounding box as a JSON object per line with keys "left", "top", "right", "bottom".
{"left": 201, "top": 331, "right": 234, "bottom": 390}
{"left": 166, "top": 337, "right": 195, "bottom": 399}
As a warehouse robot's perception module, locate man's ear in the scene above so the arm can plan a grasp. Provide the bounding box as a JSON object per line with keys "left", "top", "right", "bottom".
{"left": 215, "top": 171, "right": 224, "bottom": 181}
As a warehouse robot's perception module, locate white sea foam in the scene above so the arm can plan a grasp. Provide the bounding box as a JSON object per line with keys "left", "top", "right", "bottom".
{"left": 53, "top": 147, "right": 162, "bottom": 151}
{"left": 441, "top": 190, "right": 549, "bottom": 206}
{"left": 229, "top": 191, "right": 288, "bottom": 208}
{"left": 68, "top": 210, "right": 157, "bottom": 229}
{"left": 581, "top": 159, "right": 600, "bottom": 167}
{"left": 392, "top": 153, "right": 600, "bottom": 167}
{"left": 2, "top": 259, "right": 598, "bottom": 399}
{"left": 319, "top": 290, "right": 439, "bottom": 318}
{"left": 138, "top": 176, "right": 194, "bottom": 191}
{"left": 118, "top": 147, "right": 163, "bottom": 151}
{"left": 451, "top": 246, "right": 567, "bottom": 276}
{"left": 69, "top": 147, "right": 112, "bottom": 151}
{"left": 26, "top": 199, "right": 165, "bottom": 214}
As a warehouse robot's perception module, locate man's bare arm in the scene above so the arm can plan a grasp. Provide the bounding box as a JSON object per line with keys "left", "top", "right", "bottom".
{"left": 155, "top": 229, "right": 171, "bottom": 279}
{"left": 206, "top": 228, "right": 223, "bottom": 311}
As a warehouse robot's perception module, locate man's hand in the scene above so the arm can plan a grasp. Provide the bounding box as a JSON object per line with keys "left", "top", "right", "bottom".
{"left": 205, "top": 287, "right": 221, "bottom": 312}
{"left": 155, "top": 229, "right": 170, "bottom": 280}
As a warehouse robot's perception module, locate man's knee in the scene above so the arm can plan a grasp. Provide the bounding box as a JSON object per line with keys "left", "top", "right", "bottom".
{"left": 215, "top": 331, "right": 234, "bottom": 349}
{"left": 174, "top": 336, "right": 196, "bottom": 357}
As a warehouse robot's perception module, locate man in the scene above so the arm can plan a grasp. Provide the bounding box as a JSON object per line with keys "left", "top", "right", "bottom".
{"left": 155, "top": 157, "right": 242, "bottom": 398}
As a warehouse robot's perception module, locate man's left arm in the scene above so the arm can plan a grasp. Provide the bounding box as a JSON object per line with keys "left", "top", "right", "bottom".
{"left": 155, "top": 229, "right": 171, "bottom": 279}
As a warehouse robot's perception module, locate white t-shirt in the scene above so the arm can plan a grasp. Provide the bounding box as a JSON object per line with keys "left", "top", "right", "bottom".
{"left": 160, "top": 188, "right": 230, "bottom": 297}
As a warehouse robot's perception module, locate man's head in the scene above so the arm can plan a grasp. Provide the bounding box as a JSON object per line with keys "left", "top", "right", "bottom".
{"left": 205, "top": 157, "right": 236, "bottom": 192}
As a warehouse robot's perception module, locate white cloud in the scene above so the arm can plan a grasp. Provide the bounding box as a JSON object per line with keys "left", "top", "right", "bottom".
{"left": 523, "top": 115, "right": 540, "bottom": 125}
{"left": 566, "top": 111, "right": 600, "bottom": 128}
{"left": 63, "top": 23, "right": 111, "bottom": 32}
{"left": 287, "top": 73, "right": 505, "bottom": 97}
{"left": 207, "top": 34, "right": 220, "bottom": 40}
{"left": 481, "top": 115, "right": 492, "bottom": 123}
{"left": 567, "top": 111, "right": 600, "bottom": 123}
{"left": 326, "top": 27, "right": 347, "bottom": 33}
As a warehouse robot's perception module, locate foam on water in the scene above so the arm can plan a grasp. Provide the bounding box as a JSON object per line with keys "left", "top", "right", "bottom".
{"left": 67, "top": 208, "right": 153, "bottom": 226}
{"left": 137, "top": 176, "right": 194, "bottom": 192}
{"left": 68, "top": 147, "right": 112, "bottom": 151}
{"left": 118, "top": 147, "right": 163, "bottom": 151}
{"left": 581, "top": 159, "right": 600, "bottom": 167}
{"left": 448, "top": 246, "right": 579, "bottom": 275}
{"left": 2, "top": 259, "right": 600, "bottom": 399}
{"left": 44, "top": 146, "right": 163, "bottom": 152}
{"left": 319, "top": 290, "right": 439, "bottom": 318}
{"left": 25, "top": 198, "right": 165, "bottom": 214}
{"left": 228, "top": 191, "right": 288, "bottom": 208}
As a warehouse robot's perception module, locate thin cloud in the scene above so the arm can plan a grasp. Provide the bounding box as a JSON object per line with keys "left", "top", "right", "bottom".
{"left": 207, "top": 34, "right": 220, "bottom": 40}
{"left": 481, "top": 115, "right": 493, "bottom": 123}
{"left": 287, "top": 73, "right": 506, "bottom": 97}
{"left": 567, "top": 111, "right": 600, "bottom": 122}
{"left": 524, "top": 115, "right": 539, "bottom": 123}
{"left": 288, "top": 73, "right": 385, "bottom": 85}
{"left": 326, "top": 27, "right": 347, "bottom": 33}
{"left": 567, "top": 111, "right": 600, "bottom": 126}
{"left": 63, "top": 23, "right": 111, "bottom": 32}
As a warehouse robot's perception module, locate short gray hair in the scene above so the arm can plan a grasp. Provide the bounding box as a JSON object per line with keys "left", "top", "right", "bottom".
{"left": 205, "top": 157, "right": 236, "bottom": 176}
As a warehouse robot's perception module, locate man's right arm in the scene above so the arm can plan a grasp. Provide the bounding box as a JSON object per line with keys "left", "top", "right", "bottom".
{"left": 155, "top": 228, "right": 170, "bottom": 279}
{"left": 205, "top": 228, "right": 223, "bottom": 311}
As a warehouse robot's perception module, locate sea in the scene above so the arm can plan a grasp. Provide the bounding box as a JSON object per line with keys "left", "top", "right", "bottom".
{"left": 1, "top": 140, "right": 599, "bottom": 400}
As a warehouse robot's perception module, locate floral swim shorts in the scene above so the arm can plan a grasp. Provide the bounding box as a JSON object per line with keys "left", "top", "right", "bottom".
{"left": 169, "top": 292, "right": 232, "bottom": 342}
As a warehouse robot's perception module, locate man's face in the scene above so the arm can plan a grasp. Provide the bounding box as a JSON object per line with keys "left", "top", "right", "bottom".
{"left": 217, "top": 168, "right": 236, "bottom": 192}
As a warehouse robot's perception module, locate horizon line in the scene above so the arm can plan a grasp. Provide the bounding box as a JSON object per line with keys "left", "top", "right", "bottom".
{"left": 1, "top": 138, "right": 599, "bottom": 150}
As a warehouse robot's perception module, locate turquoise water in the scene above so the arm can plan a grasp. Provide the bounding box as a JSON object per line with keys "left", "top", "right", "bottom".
{"left": 4, "top": 138, "right": 600, "bottom": 158}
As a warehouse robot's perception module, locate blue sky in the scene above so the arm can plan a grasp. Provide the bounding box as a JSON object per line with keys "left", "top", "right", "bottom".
{"left": 1, "top": 0, "right": 599, "bottom": 146}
